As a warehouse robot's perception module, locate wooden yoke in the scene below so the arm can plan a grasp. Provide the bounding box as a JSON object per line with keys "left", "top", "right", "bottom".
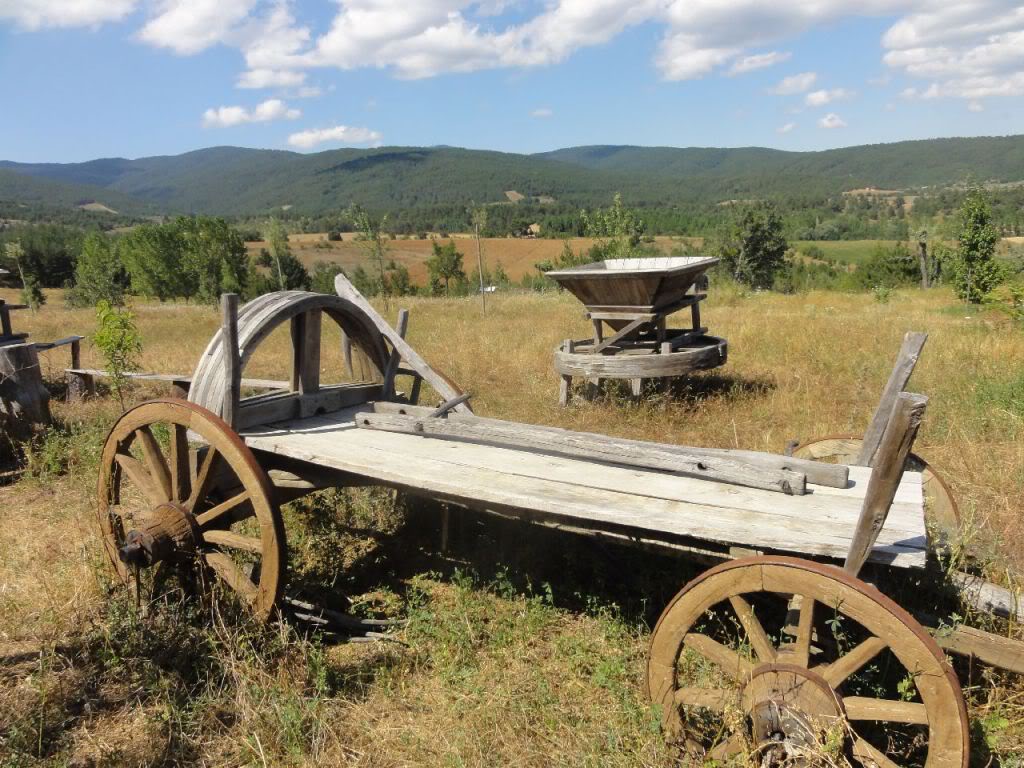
{"left": 334, "top": 273, "right": 472, "bottom": 414}
{"left": 844, "top": 392, "right": 928, "bottom": 575}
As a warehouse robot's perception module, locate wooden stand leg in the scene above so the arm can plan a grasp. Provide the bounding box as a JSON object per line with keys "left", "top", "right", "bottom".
{"left": 558, "top": 339, "right": 574, "bottom": 406}
{"left": 631, "top": 378, "right": 643, "bottom": 398}
{"left": 0, "top": 342, "right": 51, "bottom": 426}
{"left": 585, "top": 378, "right": 601, "bottom": 400}
{"left": 440, "top": 505, "right": 451, "bottom": 553}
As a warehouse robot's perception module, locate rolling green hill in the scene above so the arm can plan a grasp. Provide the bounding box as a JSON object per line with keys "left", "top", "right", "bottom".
{"left": 2, "top": 135, "right": 1023, "bottom": 217}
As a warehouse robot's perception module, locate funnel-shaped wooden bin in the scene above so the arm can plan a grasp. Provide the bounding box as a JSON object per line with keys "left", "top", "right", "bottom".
{"left": 547, "top": 256, "right": 727, "bottom": 404}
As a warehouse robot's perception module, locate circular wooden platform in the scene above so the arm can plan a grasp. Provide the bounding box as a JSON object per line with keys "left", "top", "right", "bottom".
{"left": 554, "top": 334, "right": 727, "bottom": 380}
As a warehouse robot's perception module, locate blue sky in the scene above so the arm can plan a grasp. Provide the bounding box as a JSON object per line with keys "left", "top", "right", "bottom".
{"left": 2, "top": 1, "right": 1022, "bottom": 163}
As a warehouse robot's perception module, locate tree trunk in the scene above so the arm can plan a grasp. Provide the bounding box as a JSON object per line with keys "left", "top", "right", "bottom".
{"left": 917, "top": 240, "right": 930, "bottom": 289}
{"left": 0, "top": 342, "right": 51, "bottom": 427}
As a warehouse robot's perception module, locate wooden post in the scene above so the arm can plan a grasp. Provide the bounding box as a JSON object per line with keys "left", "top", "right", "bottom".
{"left": 0, "top": 299, "right": 11, "bottom": 337}
{"left": 844, "top": 392, "right": 927, "bottom": 576}
{"left": 221, "top": 294, "right": 241, "bottom": 429}
{"left": 856, "top": 332, "right": 927, "bottom": 467}
{"left": 382, "top": 308, "right": 410, "bottom": 399}
{"left": 65, "top": 338, "right": 95, "bottom": 401}
{"left": 558, "top": 339, "right": 573, "bottom": 407}
{"left": 290, "top": 310, "right": 321, "bottom": 396}
{"left": 0, "top": 342, "right": 51, "bottom": 426}
{"left": 475, "top": 221, "right": 486, "bottom": 315}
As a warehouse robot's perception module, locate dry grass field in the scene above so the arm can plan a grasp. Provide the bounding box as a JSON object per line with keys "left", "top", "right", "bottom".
{"left": 1, "top": 283, "right": 1023, "bottom": 766}
{"left": 247, "top": 235, "right": 693, "bottom": 283}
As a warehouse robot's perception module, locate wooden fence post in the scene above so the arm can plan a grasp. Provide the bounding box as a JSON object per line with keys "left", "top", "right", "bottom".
{"left": 0, "top": 342, "right": 51, "bottom": 426}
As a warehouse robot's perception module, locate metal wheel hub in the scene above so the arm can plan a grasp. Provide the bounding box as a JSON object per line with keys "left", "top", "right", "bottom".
{"left": 743, "top": 664, "right": 846, "bottom": 751}
{"left": 119, "top": 502, "right": 199, "bottom": 568}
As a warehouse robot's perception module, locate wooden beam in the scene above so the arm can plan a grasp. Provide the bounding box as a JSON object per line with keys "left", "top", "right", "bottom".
{"left": 949, "top": 571, "right": 1022, "bottom": 619}
{"left": 930, "top": 625, "right": 1024, "bottom": 674}
{"left": 381, "top": 308, "right": 410, "bottom": 400}
{"left": 844, "top": 392, "right": 927, "bottom": 575}
{"left": 221, "top": 293, "right": 241, "bottom": 429}
{"left": 591, "top": 316, "right": 648, "bottom": 354}
{"left": 370, "top": 401, "right": 848, "bottom": 488}
{"left": 335, "top": 272, "right": 471, "bottom": 413}
{"left": 354, "top": 410, "right": 807, "bottom": 495}
{"left": 857, "top": 332, "right": 928, "bottom": 466}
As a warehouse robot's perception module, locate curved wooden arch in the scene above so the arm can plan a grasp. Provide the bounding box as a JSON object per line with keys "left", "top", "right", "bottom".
{"left": 189, "top": 291, "right": 390, "bottom": 419}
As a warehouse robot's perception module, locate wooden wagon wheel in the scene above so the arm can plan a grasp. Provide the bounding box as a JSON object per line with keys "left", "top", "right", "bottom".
{"left": 97, "top": 399, "right": 286, "bottom": 620}
{"left": 648, "top": 556, "right": 968, "bottom": 767}
{"left": 792, "top": 435, "right": 959, "bottom": 551}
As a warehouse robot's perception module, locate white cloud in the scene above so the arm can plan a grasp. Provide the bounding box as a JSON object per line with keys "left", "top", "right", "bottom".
{"left": 11, "top": 0, "right": 1024, "bottom": 108}
{"left": 769, "top": 71, "right": 817, "bottom": 95}
{"left": 0, "top": 0, "right": 136, "bottom": 29}
{"left": 818, "top": 112, "right": 846, "bottom": 129}
{"left": 294, "top": 85, "right": 322, "bottom": 98}
{"left": 727, "top": 51, "right": 791, "bottom": 75}
{"left": 776, "top": 122, "right": 796, "bottom": 134}
{"left": 140, "top": 0, "right": 258, "bottom": 55}
{"left": 968, "top": 100, "right": 984, "bottom": 112}
{"left": 202, "top": 98, "right": 300, "bottom": 127}
{"left": 531, "top": 107, "right": 553, "bottom": 118}
{"left": 237, "top": 68, "right": 306, "bottom": 89}
{"left": 805, "top": 87, "right": 853, "bottom": 106}
{"left": 287, "top": 125, "right": 384, "bottom": 149}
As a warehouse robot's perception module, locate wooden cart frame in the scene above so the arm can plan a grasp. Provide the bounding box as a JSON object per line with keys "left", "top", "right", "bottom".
{"left": 94, "top": 277, "right": 1022, "bottom": 767}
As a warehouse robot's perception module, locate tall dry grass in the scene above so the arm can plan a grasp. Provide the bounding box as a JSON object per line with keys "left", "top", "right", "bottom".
{"left": 1, "top": 284, "right": 1022, "bottom": 765}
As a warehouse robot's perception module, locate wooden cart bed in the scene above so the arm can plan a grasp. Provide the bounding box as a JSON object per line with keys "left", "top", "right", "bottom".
{"left": 241, "top": 405, "right": 927, "bottom": 568}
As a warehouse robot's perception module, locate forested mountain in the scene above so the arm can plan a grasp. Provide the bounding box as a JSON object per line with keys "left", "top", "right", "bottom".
{"left": 2, "top": 135, "right": 1023, "bottom": 218}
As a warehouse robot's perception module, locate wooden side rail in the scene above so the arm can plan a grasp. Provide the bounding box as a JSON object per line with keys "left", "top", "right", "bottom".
{"left": 65, "top": 368, "right": 288, "bottom": 402}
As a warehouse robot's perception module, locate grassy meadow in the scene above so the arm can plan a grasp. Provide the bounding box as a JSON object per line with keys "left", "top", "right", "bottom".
{"left": 1, "top": 282, "right": 1023, "bottom": 766}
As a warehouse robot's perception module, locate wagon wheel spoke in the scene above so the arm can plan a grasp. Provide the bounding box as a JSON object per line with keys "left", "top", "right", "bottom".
{"left": 708, "top": 732, "right": 746, "bottom": 760}
{"left": 202, "top": 529, "right": 263, "bottom": 553}
{"left": 195, "top": 490, "right": 251, "bottom": 528}
{"left": 204, "top": 551, "right": 258, "bottom": 603}
{"left": 135, "top": 427, "right": 172, "bottom": 501}
{"left": 114, "top": 452, "right": 168, "bottom": 506}
{"left": 790, "top": 596, "right": 814, "bottom": 668}
{"left": 683, "top": 632, "right": 753, "bottom": 680}
{"left": 186, "top": 448, "right": 221, "bottom": 512}
{"left": 168, "top": 422, "right": 191, "bottom": 502}
{"left": 851, "top": 734, "right": 904, "bottom": 768}
{"left": 843, "top": 697, "right": 928, "bottom": 725}
{"left": 728, "top": 595, "right": 776, "bottom": 663}
{"left": 673, "top": 687, "right": 733, "bottom": 712}
{"left": 815, "top": 635, "right": 887, "bottom": 687}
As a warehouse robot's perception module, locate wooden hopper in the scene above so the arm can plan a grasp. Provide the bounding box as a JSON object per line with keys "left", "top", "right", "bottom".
{"left": 546, "top": 256, "right": 719, "bottom": 314}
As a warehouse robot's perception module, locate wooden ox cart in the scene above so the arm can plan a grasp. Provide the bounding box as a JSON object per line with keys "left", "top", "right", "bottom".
{"left": 96, "top": 276, "right": 1021, "bottom": 766}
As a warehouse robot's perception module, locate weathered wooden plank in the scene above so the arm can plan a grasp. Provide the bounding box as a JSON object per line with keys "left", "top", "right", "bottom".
{"left": 33, "top": 335, "right": 84, "bottom": 351}
{"left": 368, "top": 401, "right": 849, "bottom": 489}
{"left": 857, "top": 332, "right": 928, "bottom": 466}
{"left": 241, "top": 410, "right": 925, "bottom": 566}
{"left": 381, "top": 308, "right": 409, "bottom": 399}
{"left": 221, "top": 294, "right": 241, "bottom": 429}
{"left": 235, "top": 383, "right": 381, "bottom": 430}
{"left": 554, "top": 336, "right": 727, "bottom": 378}
{"left": 355, "top": 410, "right": 805, "bottom": 495}
{"left": 334, "top": 273, "right": 471, "bottom": 413}
{"left": 844, "top": 392, "right": 927, "bottom": 575}
{"left": 930, "top": 625, "right": 1024, "bottom": 674}
{"left": 949, "top": 571, "right": 1022, "bottom": 619}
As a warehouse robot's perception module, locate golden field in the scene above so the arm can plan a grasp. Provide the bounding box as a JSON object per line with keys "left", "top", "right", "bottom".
{"left": 0, "top": 283, "right": 1022, "bottom": 766}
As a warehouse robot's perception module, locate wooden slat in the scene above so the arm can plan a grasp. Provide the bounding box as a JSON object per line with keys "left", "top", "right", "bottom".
{"left": 930, "top": 625, "right": 1024, "bottom": 674}
{"left": 203, "top": 529, "right": 263, "bottom": 553}
{"left": 845, "top": 393, "right": 927, "bottom": 575}
{"left": 221, "top": 294, "right": 241, "bottom": 430}
{"left": 241, "top": 410, "right": 926, "bottom": 567}
{"left": 368, "top": 402, "right": 849, "bottom": 489}
{"left": 356, "top": 411, "right": 806, "bottom": 495}
{"left": 857, "top": 332, "right": 928, "bottom": 466}
{"left": 382, "top": 308, "right": 410, "bottom": 399}
{"left": 204, "top": 552, "right": 257, "bottom": 600}
{"left": 334, "top": 273, "right": 471, "bottom": 413}
{"left": 843, "top": 697, "right": 928, "bottom": 725}
{"left": 816, "top": 636, "right": 887, "bottom": 687}
{"left": 235, "top": 383, "right": 381, "bottom": 430}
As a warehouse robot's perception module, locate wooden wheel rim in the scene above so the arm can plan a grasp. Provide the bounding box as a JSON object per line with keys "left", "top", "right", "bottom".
{"left": 97, "top": 398, "right": 286, "bottom": 620}
{"left": 792, "top": 435, "right": 960, "bottom": 548}
{"left": 648, "top": 556, "right": 968, "bottom": 768}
